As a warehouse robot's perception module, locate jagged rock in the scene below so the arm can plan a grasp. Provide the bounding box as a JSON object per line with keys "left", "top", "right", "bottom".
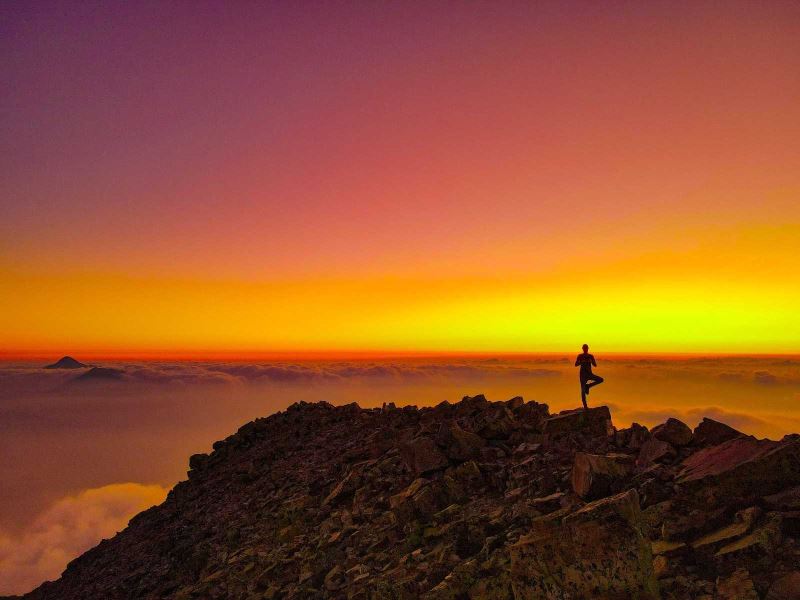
{"left": 765, "top": 571, "right": 800, "bottom": 599}
{"left": 435, "top": 422, "right": 485, "bottom": 461}
{"left": 323, "top": 564, "right": 344, "bottom": 591}
{"left": 677, "top": 437, "right": 800, "bottom": 497}
{"left": 473, "top": 404, "right": 516, "bottom": 439}
{"left": 636, "top": 438, "right": 676, "bottom": 469}
{"left": 509, "top": 489, "right": 659, "bottom": 599}
{"left": 529, "top": 492, "right": 569, "bottom": 514}
{"left": 389, "top": 478, "right": 444, "bottom": 523}
{"left": 506, "top": 396, "right": 524, "bottom": 410}
{"left": 692, "top": 418, "right": 745, "bottom": 447}
{"left": 691, "top": 507, "right": 761, "bottom": 552}
{"left": 715, "top": 568, "right": 759, "bottom": 600}
{"left": 714, "top": 513, "right": 782, "bottom": 557}
{"left": 442, "top": 460, "right": 482, "bottom": 502}
{"left": 188, "top": 453, "right": 209, "bottom": 472}
{"left": 661, "top": 506, "right": 730, "bottom": 543}
{"left": 763, "top": 485, "right": 800, "bottom": 510}
{"left": 401, "top": 436, "right": 449, "bottom": 474}
{"left": 542, "top": 405, "right": 614, "bottom": 437}
{"left": 513, "top": 400, "right": 550, "bottom": 430}
{"left": 324, "top": 469, "right": 360, "bottom": 505}
{"left": 651, "top": 539, "right": 686, "bottom": 556}
{"left": 651, "top": 418, "right": 693, "bottom": 447}
{"left": 616, "top": 422, "right": 650, "bottom": 450}
{"left": 571, "top": 452, "right": 634, "bottom": 500}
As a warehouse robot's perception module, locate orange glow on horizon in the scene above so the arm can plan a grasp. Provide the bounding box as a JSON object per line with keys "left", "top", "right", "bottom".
{"left": 1, "top": 2, "right": 799, "bottom": 355}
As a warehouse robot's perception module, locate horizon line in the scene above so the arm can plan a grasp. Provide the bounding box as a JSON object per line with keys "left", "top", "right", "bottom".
{"left": 2, "top": 349, "right": 799, "bottom": 362}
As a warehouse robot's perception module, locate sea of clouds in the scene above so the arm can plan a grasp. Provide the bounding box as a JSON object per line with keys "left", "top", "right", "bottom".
{"left": 1, "top": 355, "right": 799, "bottom": 594}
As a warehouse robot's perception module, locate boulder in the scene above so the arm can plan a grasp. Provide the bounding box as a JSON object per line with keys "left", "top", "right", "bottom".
{"left": 528, "top": 492, "right": 569, "bottom": 514}
{"left": 762, "top": 485, "right": 800, "bottom": 510}
{"left": 616, "top": 423, "right": 650, "bottom": 450}
{"left": 636, "top": 438, "right": 677, "bottom": 469}
{"left": 323, "top": 469, "right": 360, "bottom": 505}
{"left": 692, "top": 418, "right": 745, "bottom": 447}
{"left": 651, "top": 418, "right": 693, "bottom": 447}
{"left": 474, "top": 404, "right": 516, "bottom": 439}
{"left": 715, "top": 568, "right": 758, "bottom": 600}
{"left": 677, "top": 437, "right": 800, "bottom": 497}
{"left": 442, "top": 460, "right": 482, "bottom": 501}
{"left": 506, "top": 396, "right": 525, "bottom": 410}
{"left": 714, "top": 514, "right": 782, "bottom": 557}
{"left": 456, "top": 394, "right": 490, "bottom": 416}
{"left": 324, "top": 564, "right": 344, "bottom": 591}
{"left": 542, "top": 405, "right": 614, "bottom": 437}
{"left": 571, "top": 452, "right": 634, "bottom": 500}
{"left": 435, "top": 423, "right": 485, "bottom": 461}
{"left": 389, "top": 478, "right": 443, "bottom": 523}
{"left": 514, "top": 400, "right": 550, "bottom": 430}
{"left": 189, "top": 453, "right": 209, "bottom": 472}
{"left": 690, "top": 507, "right": 760, "bottom": 552}
{"left": 509, "top": 489, "right": 659, "bottom": 599}
{"left": 401, "top": 436, "right": 449, "bottom": 474}
{"left": 766, "top": 571, "right": 800, "bottom": 600}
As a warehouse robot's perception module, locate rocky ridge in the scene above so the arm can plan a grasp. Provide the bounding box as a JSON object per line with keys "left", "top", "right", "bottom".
{"left": 15, "top": 396, "right": 800, "bottom": 600}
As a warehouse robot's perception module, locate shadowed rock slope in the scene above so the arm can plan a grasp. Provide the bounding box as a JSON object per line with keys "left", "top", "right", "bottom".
{"left": 16, "top": 396, "right": 800, "bottom": 600}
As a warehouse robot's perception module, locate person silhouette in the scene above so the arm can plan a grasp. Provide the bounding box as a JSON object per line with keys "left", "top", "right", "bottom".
{"left": 575, "top": 344, "right": 603, "bottom": 409}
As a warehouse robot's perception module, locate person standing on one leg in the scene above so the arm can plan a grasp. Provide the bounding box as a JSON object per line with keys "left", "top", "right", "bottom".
{"left": 575, "top": 344, "right": 604, "bottom": 409}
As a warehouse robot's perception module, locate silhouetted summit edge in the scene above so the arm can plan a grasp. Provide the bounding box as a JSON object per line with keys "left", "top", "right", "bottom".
{"left": 43, "top": 356, "right": 87, "bottom": 369}
{"left": 16, "top": 395, "right": 800, "bottom": 599}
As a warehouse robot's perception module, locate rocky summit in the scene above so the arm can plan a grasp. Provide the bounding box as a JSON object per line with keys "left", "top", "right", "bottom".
{"left": 14, "top": 396, "right": 800, "bottom": 600}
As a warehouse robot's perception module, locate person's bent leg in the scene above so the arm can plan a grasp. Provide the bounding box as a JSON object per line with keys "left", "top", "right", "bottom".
{"left": 587, "top": 374, "right": 604, "bottom": 389}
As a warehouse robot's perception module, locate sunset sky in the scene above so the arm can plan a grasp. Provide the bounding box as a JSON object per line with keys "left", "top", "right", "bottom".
{"left": 2, "top": 1, "right": 799, "bottom": 355}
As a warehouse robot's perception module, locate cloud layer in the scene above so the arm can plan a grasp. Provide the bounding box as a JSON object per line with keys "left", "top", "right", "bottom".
{"left": 0, "top": 483, "right": 168, "bottom": 596}
{"left": 1, "top": 355, "right": 798, "bottom": 594}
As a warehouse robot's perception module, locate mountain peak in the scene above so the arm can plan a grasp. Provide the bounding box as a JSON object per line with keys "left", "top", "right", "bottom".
{"left": 73, "top": 367, "right": 124, "bottom": 382}
{"left": 16, "top": 396, "right": 800, "bottom": 599}
{"left": 43, "top": 356, "right": 87, "bottom": 369}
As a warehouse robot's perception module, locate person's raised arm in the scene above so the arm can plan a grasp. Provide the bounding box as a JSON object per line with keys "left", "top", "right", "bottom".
{"left": 574, "top": 355, "right": 580, "bottom": 366}
{"left": 591, "top": 355, "right": 597, "bottom": 367}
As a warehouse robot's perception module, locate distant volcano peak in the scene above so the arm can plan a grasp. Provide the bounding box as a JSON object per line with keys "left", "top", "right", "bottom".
{"left": 44, "top": 356, "right": 87, "bottom": 369}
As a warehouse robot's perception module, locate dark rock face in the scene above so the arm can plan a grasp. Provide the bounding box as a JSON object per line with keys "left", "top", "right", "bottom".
{"left": 510, "top": 489, "right": 658, "bottom": 600}
{"left": 571, "top": 452, "right": 633, "bottom": 500}
{"left": 17, "top": 396, "right": 800, "bottom": 600}
{"left": 651, "top": 418, "right": 693, "bottom": 447}
{"left": 616, "top": 422, "right": 650, "bottom": 449}
{"left": 692, "top": 417, "right": 746, "bottom": 447}
{"left": 401, "top": 436, "right": 449, "bottom": 475}
{"left": 677, "top": 436, "right": 800, "bottom": 497}
{"left": 43, "top": 356, "right": 87, "bottom": 369}
{"left": 542, "top": 405, "right": 613, "bottom": 437}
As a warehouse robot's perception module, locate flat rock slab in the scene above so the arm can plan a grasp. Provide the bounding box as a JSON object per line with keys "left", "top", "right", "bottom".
{"left": 677, "top": 437, "right": 800, "bottom": 497}
{"left": 510, "top": 489, "right": 659, "bottom": 600}
{"left": 543, "top": 406, "right": 614, "bottom": 437}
